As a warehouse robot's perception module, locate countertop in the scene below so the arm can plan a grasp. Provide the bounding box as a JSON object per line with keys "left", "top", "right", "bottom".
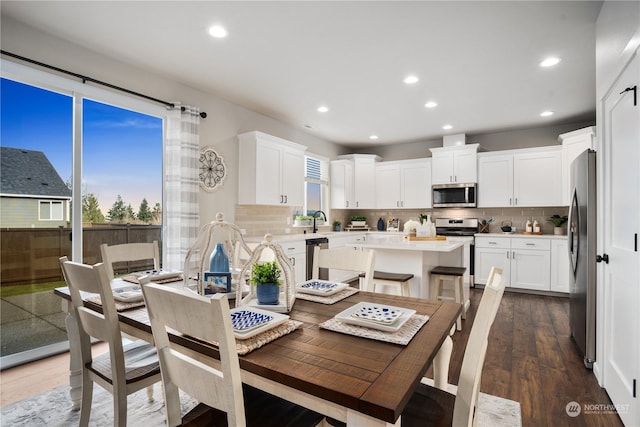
{"left": 353, "top": 235, "right": 465, "bottom": 252}
{"left": 475, "top": 233, "right": 568, "bottom": 240}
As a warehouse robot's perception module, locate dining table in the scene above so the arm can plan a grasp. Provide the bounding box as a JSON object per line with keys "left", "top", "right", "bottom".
{"left": 55, "top": 283, "right": 462, "bottom": 426}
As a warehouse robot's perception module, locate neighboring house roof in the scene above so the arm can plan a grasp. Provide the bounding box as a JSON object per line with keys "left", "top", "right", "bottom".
{"left": 1, "top": 146, "right": 72, "bottom": 198}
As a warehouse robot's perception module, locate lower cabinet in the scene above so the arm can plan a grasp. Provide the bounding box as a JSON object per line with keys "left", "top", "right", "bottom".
{"left": 475, "top": 236, "right": 560, "bottom": 292}
{"left": 281, "top": 240, "right": 305, "bottom": 285}
{"left": 550, "top": 239, "right": 570, "bottom": 293}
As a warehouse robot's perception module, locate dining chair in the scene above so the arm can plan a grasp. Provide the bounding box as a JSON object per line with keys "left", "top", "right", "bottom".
{"left": 311, "top": 246, "right": 375, "bottom": 291}
{"left": 59, "top": 257, "right": 161, "bottom": 427}
{"left": 403, "top": 266, "right": 506, "bottom": 427}
{"left": 140, "top": 282, "right": 326, "bottom": 427}
{"left": 99, "top": 240, "right": 160, "bottom": 281}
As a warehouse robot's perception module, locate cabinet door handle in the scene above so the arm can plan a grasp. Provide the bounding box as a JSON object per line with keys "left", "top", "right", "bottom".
{"left": 515, "top": 197, "right": 518, "bottom": 205}
{"left": 290, "top": 257, "right": 295, "bottom": 266}
{"left": 284, "top": 195, "right": 288, "bottom": 204}
{"left": 345, "top": 201, "right": 349, "bottom": 207}
{"left": 356, "top": 201, "right": 359, "bottom": 207}
{"left": 506, "top": 251, "right": 510, "bottom": 259}
{"left": 526, "top": 243, "right": 535, "bottom": 246}
{"left": 450, "top": 175, "right": 453, "bottom": 182}
{"left": 489, "top": 241, "right": 497, "bottom": 245}
{"left": 509, "top": 198, "right": 512, "bottom": 205}
{"left": 454, "top": 175, "right": 457, "bottom": 182}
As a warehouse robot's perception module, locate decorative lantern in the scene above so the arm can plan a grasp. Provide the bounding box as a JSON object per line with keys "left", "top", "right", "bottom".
{"left": 236, "top": 234, "right": 296, "bottom": 313}
{"left": 182, "top": 212, "right": 253, "bottom": 296}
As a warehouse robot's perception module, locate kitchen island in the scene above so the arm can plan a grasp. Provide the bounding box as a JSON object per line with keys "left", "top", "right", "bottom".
{"left": 353, "top": 235, "right": 468, "bottom": 305}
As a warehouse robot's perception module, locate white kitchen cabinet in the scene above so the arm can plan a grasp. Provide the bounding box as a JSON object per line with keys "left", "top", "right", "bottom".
{"left": 330, "top": 159, "right": 354, "bottom": 209}
{"left": 375, "top": 159, "right": 431, "bottom": 209}
{"left": 477, "top": 147, "right": 562, "bottom": 207}
{"left": 280, "top": 239, "right": 306, "bottom": 285}
{"left": 513, "top": 149, "right": 563, "bottom": 207}
{"left": 475, "top": 235, "right": 554, "bottom": 292}
{"left": 430, "top": 144, "right": 478, "bottom": 185}
{"left": 550, "top": 239, "right": 570, "bottom": 293}
{"left": 336, "top": 154, "right": 380, "bottom": 209}
{"left": 559, "top": 126, "right": 596, "bottom": 205}
{"left": 238, "top": 131, "right": 306, "bottom": 206}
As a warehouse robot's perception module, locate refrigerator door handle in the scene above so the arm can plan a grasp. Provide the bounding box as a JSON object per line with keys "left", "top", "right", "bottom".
{"left": 568, "top": 187, "right": 580, "bottom": 277}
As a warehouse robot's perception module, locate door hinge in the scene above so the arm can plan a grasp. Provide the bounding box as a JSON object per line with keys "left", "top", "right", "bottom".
{"left": 596, "top": 253, "right": 609, "bottom": 264}
{"left": 620, "top": 85, "right": 637, "bottom": 106}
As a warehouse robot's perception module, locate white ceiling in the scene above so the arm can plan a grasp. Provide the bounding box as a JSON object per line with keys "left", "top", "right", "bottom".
{"left": 1, "top": 1, "right": 601, "bottom": 148}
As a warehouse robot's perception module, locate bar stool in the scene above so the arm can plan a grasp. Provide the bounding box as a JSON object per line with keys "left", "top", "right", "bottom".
{"left": 359, "top": 271, "right": 414, "bottom": 296}
{"left": 430, "top": 266, "right": 467, "bottom": 330}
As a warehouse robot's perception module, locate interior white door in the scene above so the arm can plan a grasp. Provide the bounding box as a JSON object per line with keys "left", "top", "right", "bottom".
{"left": 602, "top": 51, "right": 639, "bottom": 426}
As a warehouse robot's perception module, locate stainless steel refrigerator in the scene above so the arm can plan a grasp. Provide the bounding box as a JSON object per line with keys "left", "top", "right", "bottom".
{"left": 568, "top": 149, "right": 597, "bottom": 369}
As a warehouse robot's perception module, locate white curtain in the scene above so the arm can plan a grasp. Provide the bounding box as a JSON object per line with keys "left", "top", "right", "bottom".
{"left": 165, "top": 105, "right": 200, "bottom": 269}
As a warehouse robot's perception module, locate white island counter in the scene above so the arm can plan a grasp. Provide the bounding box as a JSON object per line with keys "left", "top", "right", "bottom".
{"left": 354, "top": 235, "right": 469, "bottom": 306}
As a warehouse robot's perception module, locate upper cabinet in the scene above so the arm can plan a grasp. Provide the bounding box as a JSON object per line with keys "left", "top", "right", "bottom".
{"left": 478, "top": 147, "right": 563, "bottom": 207}
{"left": 559, "top": 126, "right": 595, "bottom": 205}
{"left": 238, "top": 131, "right": 307, "bottom": 206}
{"left": 331, "top": 154, "right": 380, "bottom": 209}
{"left": 375, "top": 158, "right": 431, "bottom": 209}
{"left": 429, "top": 144, "right": 479, "bottom": 184}
{"left": 330, "top": 159, "right": 354, "bottom": 209}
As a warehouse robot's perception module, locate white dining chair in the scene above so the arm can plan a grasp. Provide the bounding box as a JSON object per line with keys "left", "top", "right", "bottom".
{"left": 404, "top": 266, "right": 506, "bottom": 427}
{"left": 311, "top": 246, "right": 375, "bottom": 291}
{"left": 59, "top": 257, "right": 161, "bottom": 427}
{"left": 99, "top": 240, "right": 160, "bottom": 281}
{"left": 140, "top": 283, "right": 326, "bottom": 427}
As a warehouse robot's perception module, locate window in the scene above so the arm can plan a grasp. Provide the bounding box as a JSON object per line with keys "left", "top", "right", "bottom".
{"left": 39, "top": 200, "right": 64, "bottom": 220}
{"left": 304, "top": 155, "right": 329, "bottom": 219}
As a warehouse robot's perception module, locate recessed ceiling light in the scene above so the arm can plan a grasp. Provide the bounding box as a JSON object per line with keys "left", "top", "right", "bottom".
{"left": 539, "top": 57, "right": 560, "bottom": 67}
{"left": 369, "top": 135, "right": 379, "bottom": 140}
{"left": 208, "top": 25, "right": 228, "bottom": 38}
{"left": 317, "top": 106, "right": 329, "bottom": 113}
{"left": 442, "top": 124, "right": 453, "bottom": 130}
{"left": 540, "top": 111, "right": 554, "bottom": 117}
{"left": 404, "top": 75, "right": 419, "bottom": 84}
{"left": 424, "top": 101, "right": 438, "bottom": 108}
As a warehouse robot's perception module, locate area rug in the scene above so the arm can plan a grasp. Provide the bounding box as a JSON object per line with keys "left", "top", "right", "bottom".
{"left": 1, "top": 381, "right": 521, "bottom": 426}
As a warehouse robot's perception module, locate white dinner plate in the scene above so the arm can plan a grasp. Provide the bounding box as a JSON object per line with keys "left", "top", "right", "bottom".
{"left": 296, "top": 279, "right": 349, "bottom": 296}
{"left": 112, "top": 285, "right": 144, "bottom": 302}
{"left": 334, "top": 302, "right": 416, "bottom": 332}
{"left": 229, "top": 306, "right": 289, "bottom": 340}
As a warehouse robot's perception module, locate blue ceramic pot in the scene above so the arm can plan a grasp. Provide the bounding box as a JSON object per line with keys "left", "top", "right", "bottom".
{"left": 256, "top": 283, "right": 280, "bottom": 305}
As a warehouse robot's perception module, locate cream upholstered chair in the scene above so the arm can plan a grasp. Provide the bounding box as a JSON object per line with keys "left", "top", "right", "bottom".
{"left": 140, "top": 283, "right": 325, "bottom": 427}
{"left": 99, "top": 240, "right": 160, "bottom": 281}
{"left": 59, "top": 257, "right": 161, "bottom": 427}
{"left": 403, "top": 266, "right": 506, "bottom": 427}
{"left": 311, "top": 246, "right": 375, "bottom": 291}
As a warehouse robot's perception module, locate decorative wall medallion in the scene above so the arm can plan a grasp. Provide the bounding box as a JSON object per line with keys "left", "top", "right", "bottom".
{"left": 199, "top": 147, "right": 227, "bottom": 191}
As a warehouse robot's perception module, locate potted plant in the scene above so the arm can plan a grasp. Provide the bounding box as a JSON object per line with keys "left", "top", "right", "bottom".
{"left": 349, "top": 215, "right": 367, "bottom": 226}
{"left": 547, "top": 214, "right": 568, "bottom": 235}
{"left": 333, "top": 220, "right": 341, "bottom": 232}
{"left": 294, "top": 215, "right": 313, "bottom": 227}
{"left": 251, "top": 261, "right": 281, "bottom": 305}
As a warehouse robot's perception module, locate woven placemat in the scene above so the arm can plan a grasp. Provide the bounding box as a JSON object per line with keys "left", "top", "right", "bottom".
{"left": 85, "top": 295, "right": 145, "bottom": 312}
{"left": 319, "top": 314, "right": 429, "bottom": 345}
{"left": 235, "top": 319, "right": 302, "bottom": 355}
{"left": 295, "top": 287, "right": 359, "bottom": 304}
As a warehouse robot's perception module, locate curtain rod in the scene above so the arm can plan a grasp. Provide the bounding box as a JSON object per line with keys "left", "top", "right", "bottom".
{"left": 1, "top": 50, "right": 207, "bottom": 118}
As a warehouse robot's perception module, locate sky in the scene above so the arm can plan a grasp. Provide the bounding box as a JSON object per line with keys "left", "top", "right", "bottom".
{"left": 1, "top": 78, "right": 162, "bottom": 216}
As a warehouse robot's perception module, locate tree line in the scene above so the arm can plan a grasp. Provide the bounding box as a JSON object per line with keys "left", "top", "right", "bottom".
{"left": 82, "top": 193, "right": 161, "bottom": 224}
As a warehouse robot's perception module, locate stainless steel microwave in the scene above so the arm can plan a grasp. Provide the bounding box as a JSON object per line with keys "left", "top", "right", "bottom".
{"left": 432, "top": 183, "right": 477, "bottom": 208}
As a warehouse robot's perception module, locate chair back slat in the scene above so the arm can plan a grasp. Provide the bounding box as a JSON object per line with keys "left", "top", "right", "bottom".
{"left": 100, "top": 241, "right": 160, "bottom": 280}
{"left": 141, "top": 283, "right": 246, "bottom": 426}
{"left": 453, "top": 266, "right": 505, "bottom": 427}
{"left": 312, "top": 246, "right": 376, "bottom": 291}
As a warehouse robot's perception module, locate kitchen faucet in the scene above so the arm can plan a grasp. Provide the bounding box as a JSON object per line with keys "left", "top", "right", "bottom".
{"left": 312, "top": 210, "right": 327, "bottom": 234}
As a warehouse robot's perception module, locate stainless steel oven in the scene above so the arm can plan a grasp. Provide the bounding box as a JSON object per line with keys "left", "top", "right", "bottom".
{"left": 435, "top": 218, "right": 478, "bottom": 286}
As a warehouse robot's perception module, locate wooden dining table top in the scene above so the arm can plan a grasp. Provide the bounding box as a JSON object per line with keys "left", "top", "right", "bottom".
{"left": 55, "top": 288, "right": 461, "bottom": 424}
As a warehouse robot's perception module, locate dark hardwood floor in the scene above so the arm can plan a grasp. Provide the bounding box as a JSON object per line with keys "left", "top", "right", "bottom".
{"left": 437, "top": 288, "right": 624, "bottom": 427}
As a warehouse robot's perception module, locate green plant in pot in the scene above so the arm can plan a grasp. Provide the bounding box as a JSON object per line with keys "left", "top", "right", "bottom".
{"left": 251, "top": 261, "right": 281, "bottom": 305}
{"left": 547, "top": 214, "right": 568, "bottom": 235}
{"left": 349, "top": 215, "right": 367, "bottom": 226}
{"left": 333, "top": 220, "right": 341, "bottom": 232}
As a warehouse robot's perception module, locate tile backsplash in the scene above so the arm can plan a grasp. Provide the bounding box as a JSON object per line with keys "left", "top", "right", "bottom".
{"left": 235, "top": 204, "right": 569, "bottom": 236}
